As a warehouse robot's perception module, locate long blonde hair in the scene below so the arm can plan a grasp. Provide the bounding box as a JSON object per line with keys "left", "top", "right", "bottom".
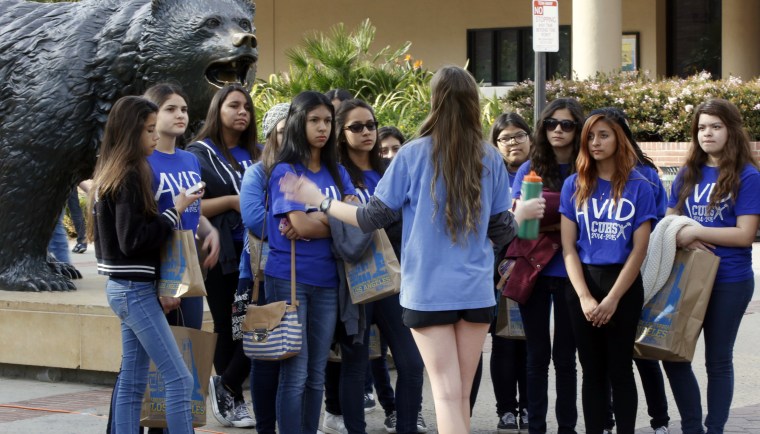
{"left": 87, "top": 97, "right": 158, "bottom": 240}
{"left": 418, "top": 66, "right": 484, "bottom": 244}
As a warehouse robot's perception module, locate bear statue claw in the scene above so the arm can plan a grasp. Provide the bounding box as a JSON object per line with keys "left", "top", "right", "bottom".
{"left": 0, "top": 256, "right": 77, "bottom": 292}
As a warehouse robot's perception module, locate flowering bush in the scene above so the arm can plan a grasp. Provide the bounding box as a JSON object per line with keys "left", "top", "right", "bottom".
{"left": 500, "top": 71, "right": 760, "bottom": 141}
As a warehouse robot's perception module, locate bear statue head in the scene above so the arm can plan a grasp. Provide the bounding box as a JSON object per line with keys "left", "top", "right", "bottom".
{"left": 139, "top": 0, "right": 259, "bottom": 122}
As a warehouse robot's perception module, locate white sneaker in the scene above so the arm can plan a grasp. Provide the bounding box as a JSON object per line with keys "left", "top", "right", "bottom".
{"left": 322, "top": 412, "right": 348, "bottom": 434}
{"left": 654, "top": 427, "right": 669, "bottom": 434}
{"left": 230, "top": 399, "right": 256, "bottom": 428}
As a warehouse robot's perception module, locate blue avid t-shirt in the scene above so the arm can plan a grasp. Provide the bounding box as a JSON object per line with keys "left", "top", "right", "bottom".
{"left": 147, "top": 149, "right": 202, "bottom": 234}
{"left": 636, "top": 163, "right": 667, "bottom": 225}
{"left": 354, "top": 169, "right": 382, "bottom": 205}
{"left": 373, "top": 137, "right": 511, "bottom": 311}
{"left": 265, "top": 161, "right": 356, "bottom": 287}
{"left": 202, "top": 138, "right": 252, "bottom": 241}
{"left": 668, "top": 164, "right": 760, "bottom": 283}
{"left": 560, "top": 171, "right": 657, "bottom": 265}
{"left": 512, "top": 160, "right": 571, "bottom": 277}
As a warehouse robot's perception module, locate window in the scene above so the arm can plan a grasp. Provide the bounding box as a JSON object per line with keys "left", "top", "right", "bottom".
{"left": 467, "top": 26, "right": 571, "bottom": 85}
{"left": 667, "top": 0, "right": 721, "bottom": 78}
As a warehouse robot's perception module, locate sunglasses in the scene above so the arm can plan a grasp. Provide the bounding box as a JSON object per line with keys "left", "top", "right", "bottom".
{"left": 544, "top": 118, "right": 578, "bottom": 132}
{"left": 344, "top": 121, "right": 379, "bottom": 134}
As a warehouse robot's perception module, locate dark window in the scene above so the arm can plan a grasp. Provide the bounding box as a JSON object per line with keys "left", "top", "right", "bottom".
{"left": 467, "top": 26, "right": 571, "bottom": 85}
{"left": 667, "top": 0, "right": 721, "bottom": 78}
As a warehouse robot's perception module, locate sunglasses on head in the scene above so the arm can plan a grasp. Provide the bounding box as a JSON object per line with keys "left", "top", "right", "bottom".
{"left": 544, "top": 118, "right": 577, "bottom": 132}
{"left": 344, "top": 121, "right": 379, "bottom": 134}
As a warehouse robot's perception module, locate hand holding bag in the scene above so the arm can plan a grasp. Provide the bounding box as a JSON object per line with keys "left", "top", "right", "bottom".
{"left": 157, "top": 227, "right": 207, "bottom": 298}
{"left": 344, "top": 229, "right": 401, "bottom": 304}
{"left": 242, "top": 238, "right": 301, "bottom": 361}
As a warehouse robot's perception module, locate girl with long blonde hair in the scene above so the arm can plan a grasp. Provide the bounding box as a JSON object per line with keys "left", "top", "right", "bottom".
{"left": 278, "top": 66, "right": 544, "bottom": 434}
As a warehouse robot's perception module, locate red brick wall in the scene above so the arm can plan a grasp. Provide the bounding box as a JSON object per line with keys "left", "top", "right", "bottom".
{"left": 639, "top": 141, "right": 760, "bottom": 168}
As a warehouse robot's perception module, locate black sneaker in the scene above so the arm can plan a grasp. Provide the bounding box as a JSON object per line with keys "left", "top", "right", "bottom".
{"left": 230, "top": 399, "right": 256, "bottom": 428}
{"left": 519, "top": 408, "right": 529, "bottom": 431}
{"left": 383, "top": 411, "right": 397, "bottom": 433}
{"left": 497, "top": 411, "right": 518, "bottom": 433}
{"left": 209, "top": 375, "right": 235, "bottom": 427}
{"left": 364, "top": 392, "right": 376, "bottom": 414}
{"left": 72, "top": 242, "right": 87, "bottom": 254}
{"left": 416, "top": 412, "right": 428, "bottom": 433}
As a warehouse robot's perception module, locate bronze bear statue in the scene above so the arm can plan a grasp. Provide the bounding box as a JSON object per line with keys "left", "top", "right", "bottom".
{"left": 0, "top": 0, "right": 258, "bottom": 291}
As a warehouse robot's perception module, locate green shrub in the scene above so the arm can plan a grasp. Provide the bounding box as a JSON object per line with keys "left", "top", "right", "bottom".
{"left": 499, "top": 71, "right": 760, "bottom": 141}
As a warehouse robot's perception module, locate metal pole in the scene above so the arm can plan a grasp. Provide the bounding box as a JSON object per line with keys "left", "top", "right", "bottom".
{"left": 534, "top": 51, "right": 547, "bottom": 124}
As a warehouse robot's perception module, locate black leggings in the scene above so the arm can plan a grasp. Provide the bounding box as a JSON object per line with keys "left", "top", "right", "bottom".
{"left": 566, "top": 264, "right": 643, "bottom": 434}
{"left": 205, "top": 240, "right": 249, "bottom": 397}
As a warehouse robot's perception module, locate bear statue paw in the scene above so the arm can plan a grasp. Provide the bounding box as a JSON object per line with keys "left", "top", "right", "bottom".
{"left": 0, "top": 257, "right": 77, "bottom": 292}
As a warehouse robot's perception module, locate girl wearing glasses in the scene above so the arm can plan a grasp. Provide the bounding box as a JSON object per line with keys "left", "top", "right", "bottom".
{"left": 662, "top": 99, "right": 760, "bottom": 434}
{"left": 278, "top": 66, "right": 545, "bottom": 434}
{"left": 492, "top": 113, "right": 533, "bottom": 187}
{"left": 265, "top": 91, "right": 356, "bottom": 433}
{"left": 510, "top": 98, "right": 584, "bottom": 434}
{"left": 559, "top": 111, "right": 656, "bottom": 434}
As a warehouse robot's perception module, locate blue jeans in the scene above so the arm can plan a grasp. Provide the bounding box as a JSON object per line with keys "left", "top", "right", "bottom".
{"left": 251, "top": 279, "right": 280, "bottom": 434}
{"left": 48, "top": 210, "right": 71, "bottom": 264}
{"left": 265, "top": 276, "right": 338, "bottom": 434}
{"left": 106, "top": 279, "right": 194, "bottom": 434}
{"left": 519, "top": 275, "right": 578, "bottom": 434}
{"left": 324, "top": 321, "right": 370, "bottom": 434}
{"left": 663, "top": 278, "right": 754, "bottom": 434}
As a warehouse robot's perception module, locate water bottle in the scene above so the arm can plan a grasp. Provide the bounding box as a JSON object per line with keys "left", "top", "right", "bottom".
{"left": 518, "top": 170, "right": 543, "bottom": 240}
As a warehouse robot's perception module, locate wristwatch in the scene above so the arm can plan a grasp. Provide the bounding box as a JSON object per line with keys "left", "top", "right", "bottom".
{"left": 318, "top": 197, "right": 333, "bottom": 213}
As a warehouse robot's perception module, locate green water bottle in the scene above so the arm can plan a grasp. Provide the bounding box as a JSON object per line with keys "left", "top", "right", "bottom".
{"left": 518, "top": 170, "right": 543, "bottom": 240}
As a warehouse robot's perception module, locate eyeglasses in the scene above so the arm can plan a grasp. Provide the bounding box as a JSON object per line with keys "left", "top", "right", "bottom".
{"left": 544, "top": 118, "right": 578, "bottom": 132}
{"left": 497, "top": 132, "right": 529, "bottom": 145}
{"left": 344, "top": 121, "right": 379, "bottom": 134}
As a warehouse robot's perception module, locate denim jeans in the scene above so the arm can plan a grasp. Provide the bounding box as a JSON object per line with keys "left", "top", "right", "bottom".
{"left": 663, "top": 278, "right": 754, "bottom": 434}
{"left": 106, "top": 278, "right": 194, "bottom": 434}
{"left": 265, "top": 276, "right": 338, "bottom": 434}
{"left": 364, "top": 337, "right": 396, "bottom": 415}
{"left": 67, "top": 187, "right": 86, "bottom": 244}
{"left": 365, "top": 294, "right": 424, "bottom": 434}
{"left": 48, "top": 210, "right": 71, "bottom": 264}
{"left": 324, "top": 321, "right": 370, "bottom": 434}
{"left": 491, "top": 334, "right": 527, "bottom": 416}
{"left": 519, "top": 275, "right": 578, "bottom": 434}
{"left": 251, "top": 279, "right": 280, "bottom": 434}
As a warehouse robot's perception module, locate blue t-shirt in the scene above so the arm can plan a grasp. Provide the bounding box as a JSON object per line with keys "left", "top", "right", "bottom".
{"left": 265, "top": 162, "right": 356, "bottom": 287}
{"left": 202, "top": 138, "right": 252, "bottom": 241}
{"left": 636, "top": 163, "right": 667, "bottom": 226}
{"left": 373, "top": 137, "right": 511, "bottom": 311}
{"left": 560, "top": 171, "right": 656, "bottom": 265}
{"left": 355, "top": 169, "right": 382, "bottom": 205}
{"left": 668, "top": 164, "right": 760, "bottom": 282}
{"left": 147, "top": 149, "right": 202, "bottom": 234}
{"left": 512, "top": 160, "right": 571, "bottom": 277}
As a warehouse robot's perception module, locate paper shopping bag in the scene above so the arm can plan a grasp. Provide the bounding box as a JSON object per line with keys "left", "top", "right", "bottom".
{"left": 248, "top": 230, "right": 270, "bottom": 280}
{"left": 495, "top": 296, "right": 526, "bottom": 339}
{"left": 328, "top": 325, "right": 383, "bottom": 362}
{"left": 158, "top": 230, "right": 207, "bottom": 298}
{"left": 345, "top": 229, "right": 401, "bottom": 304}
{"left": 634, "top": 249, "right": 719, "bottom": 362}
{"left": 140, "top": 326, "right": 217, "bottom": 427}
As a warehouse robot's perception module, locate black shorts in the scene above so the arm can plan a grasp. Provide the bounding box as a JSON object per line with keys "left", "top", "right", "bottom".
{"left": 401, "top": 306, "right": 494, "bottom": 329}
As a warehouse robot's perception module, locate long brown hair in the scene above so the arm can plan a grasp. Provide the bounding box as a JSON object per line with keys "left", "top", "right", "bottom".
{"left": 87, "top": 97, "right": 158, "bottom": 240}
{"left": 194, "top": 84, "right": 260, "bottom": 172}
{"left": 418, "top": 66, "right": 484, "bottom": 244}
{"left": 531, "top": 98, "right": 585, "bottom": 191}
{"left": 673, "top": 98, "right": 759, "bottom": 213}
{"left": 573, "top": 114, "right": 638, "bottom": 208}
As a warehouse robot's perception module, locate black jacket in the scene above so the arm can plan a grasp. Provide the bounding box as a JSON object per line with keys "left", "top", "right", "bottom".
{"left": 93, "top": 171, "right": 179, "bottom": 281}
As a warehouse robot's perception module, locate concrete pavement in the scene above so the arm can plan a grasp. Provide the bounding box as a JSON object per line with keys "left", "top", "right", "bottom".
{"left": 0, "top": 242, "right": 759, "bottom": 433}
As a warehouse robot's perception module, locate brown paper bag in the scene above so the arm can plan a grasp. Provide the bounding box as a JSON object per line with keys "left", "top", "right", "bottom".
{"left": 248, "top": 230, "right": 270, "bottom": 280}
{"left": 158, "top": 230, "right": 207, "bottom": 298}
{"left": 140, "top": 326, "right": 217, "bottom": 427}
{"left": 495, "top": 296, "right": 526, "bottom": 339}
{"left": 345, "top": 229, "right": 401, "bottom": 304}
{"left": 634, "top": 249, "right": 719, "bottom": 362}
{"left": 328, "top": 325, "right": 383, "bottom": 362}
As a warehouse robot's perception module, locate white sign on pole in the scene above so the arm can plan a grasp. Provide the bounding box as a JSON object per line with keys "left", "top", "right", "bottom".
{"left": 532, "top": 0, "right": 559, "bottom": 53}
